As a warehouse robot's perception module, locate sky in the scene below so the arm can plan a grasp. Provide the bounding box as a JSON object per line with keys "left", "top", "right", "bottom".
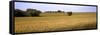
{"left": 15, "top": 2, "right": 97, "bottom": 12}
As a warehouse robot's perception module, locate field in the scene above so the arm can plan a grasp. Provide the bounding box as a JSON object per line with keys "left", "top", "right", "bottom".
{"left": 15, "top": 12, "right": 97, "bottom": 33}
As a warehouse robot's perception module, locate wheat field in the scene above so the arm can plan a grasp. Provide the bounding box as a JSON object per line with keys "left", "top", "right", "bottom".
{"left": 15, "top": 12, "right": 97, "bottom": 33}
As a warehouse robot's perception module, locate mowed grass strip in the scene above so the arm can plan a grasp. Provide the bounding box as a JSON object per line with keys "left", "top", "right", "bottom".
{"left": 15, "top": 12, "right": 96, "bottom": 33}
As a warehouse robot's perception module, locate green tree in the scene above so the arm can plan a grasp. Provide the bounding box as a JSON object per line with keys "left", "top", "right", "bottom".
{"left": 26, "top": 8, "right": 41, "bottom": 17}
{"left": 14, "top": 9, "right": 26, "bottom": 17}
{"left": 67, "top": 11, "right": 72, "bottom": 16}
{"left": 57, "top": 10, "right": 62, "bottom": 13}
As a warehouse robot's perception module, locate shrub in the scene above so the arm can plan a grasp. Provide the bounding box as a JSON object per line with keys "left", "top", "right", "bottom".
{"left": 67, "top": 11, "right": 72, "bottom": 16}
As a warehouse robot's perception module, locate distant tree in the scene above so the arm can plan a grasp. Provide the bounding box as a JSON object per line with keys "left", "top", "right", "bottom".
{"left": 26, "top": 9, "right": 33, "bottom": 16}
{"left": 31, "top": 10, "right": 41, "bottom": 16}
{"left": 57, "top": 10, "right": 62, "bottom": 13}
{"left": 67, "top": 11, "right": 72, "bottom": 16}
{"left": 14, "top": 9, "right": 26, "bottom": 17}
{"left": 26, "top": 8, "right": 41, "bottom": 16}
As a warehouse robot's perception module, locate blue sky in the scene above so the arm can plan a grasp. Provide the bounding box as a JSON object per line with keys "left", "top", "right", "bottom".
{"left": 15, "top": 2, "right": 96, "bottom": 12}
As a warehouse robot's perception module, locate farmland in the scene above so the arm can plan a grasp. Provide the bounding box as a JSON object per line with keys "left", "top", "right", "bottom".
{"left": 15, "top": 12, "right": 96, "bottom": 33}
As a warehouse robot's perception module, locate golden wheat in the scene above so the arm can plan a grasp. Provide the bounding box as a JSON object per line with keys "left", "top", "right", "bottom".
{"left": 15, "top": 12, "right": 96, "bottom": 33}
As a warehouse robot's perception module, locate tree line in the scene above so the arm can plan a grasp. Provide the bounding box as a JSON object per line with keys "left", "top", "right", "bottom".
{"left": 14, "top": 8, "right": 72, "bottom": 17}
{"left": 14, "top": 9, "right": 41, "bottom": 17}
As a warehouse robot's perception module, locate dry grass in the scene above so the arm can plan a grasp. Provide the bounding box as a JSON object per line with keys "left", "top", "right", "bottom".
{"left": 15, "top": 12, "right": 97, "bottom": 33}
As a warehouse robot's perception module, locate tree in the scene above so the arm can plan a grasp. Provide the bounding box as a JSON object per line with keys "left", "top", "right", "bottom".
{"left": 26, "top": 8, "right": 41, "bottom": 17}
{"left": 67, "top": 11, "right": 72, "bottom": 16}
{"left": 14, "top": 8, "right": 42, "bottom": 17}
{"left": 57, "top": 10, "right": 62, "bottom": 13}
{"left": 14, "top": 9, "right": 26, "bottom": 17}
